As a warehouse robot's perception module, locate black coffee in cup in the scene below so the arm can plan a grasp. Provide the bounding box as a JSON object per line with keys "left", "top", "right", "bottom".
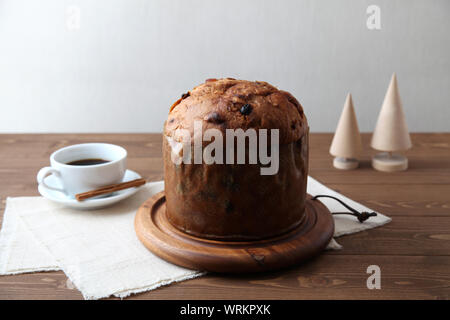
{"left": 66, "top": 158, "right": 110, "bottom": 166}
{"left": 37, "top": 143, "right": 127, "bottom": 196}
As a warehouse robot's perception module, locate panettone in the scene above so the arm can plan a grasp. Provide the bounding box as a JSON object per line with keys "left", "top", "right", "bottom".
{"left": 163, "top": 78, "right": 309, "bottom": 240}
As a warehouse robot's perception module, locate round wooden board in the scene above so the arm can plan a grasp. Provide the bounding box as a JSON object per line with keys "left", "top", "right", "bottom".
{"left": 135, "top": 192, "right": 334, "bottom": 273}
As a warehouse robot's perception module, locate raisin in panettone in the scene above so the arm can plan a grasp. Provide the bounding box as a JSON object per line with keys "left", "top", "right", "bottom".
{"left": 163, "top": 78, "right": 309, "bottom": 240}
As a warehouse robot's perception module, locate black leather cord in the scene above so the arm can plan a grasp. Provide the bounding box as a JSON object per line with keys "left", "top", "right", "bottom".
{"left": 312, "top": 195, "right": 377, "bottom": 223}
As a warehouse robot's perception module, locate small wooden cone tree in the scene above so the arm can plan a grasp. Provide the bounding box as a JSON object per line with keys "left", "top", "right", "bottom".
{"left": 371, "top": 73, "right": 412, "bottom": 172}
{"left": 330, "top": 93, "right": 363, "bottom": 169}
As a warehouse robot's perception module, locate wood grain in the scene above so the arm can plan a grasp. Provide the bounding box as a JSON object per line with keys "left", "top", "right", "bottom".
{"left": 0, "top": 133, "right": 449, "bottom": 299}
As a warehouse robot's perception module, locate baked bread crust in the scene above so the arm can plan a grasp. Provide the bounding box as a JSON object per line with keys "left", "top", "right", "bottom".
{"left": 165, "top": 78, "right": 307, "bottom": 145}
{"left": 163, "top": 78, "right": 309, "bottom": 240}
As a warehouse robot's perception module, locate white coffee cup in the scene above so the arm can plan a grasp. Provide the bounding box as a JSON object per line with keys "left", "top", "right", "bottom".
{"left": 37, "top": 143, "right": 127, "bottom": 198}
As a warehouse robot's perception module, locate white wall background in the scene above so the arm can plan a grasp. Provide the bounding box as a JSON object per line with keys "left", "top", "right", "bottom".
{"left": 0, "top": 0, "right": 449, "bottom": 133}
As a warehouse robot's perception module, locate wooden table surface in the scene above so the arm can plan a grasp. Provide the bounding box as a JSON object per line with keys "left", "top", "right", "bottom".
{"left": 0, "top": 133, "right": 449, "bottom": 300}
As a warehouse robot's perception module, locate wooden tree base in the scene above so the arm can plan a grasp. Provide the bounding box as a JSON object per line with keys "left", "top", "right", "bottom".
{"left": 372, "top": 152, "right": 408, "bottom": 172}
{"left": 135, "top": 191, "right": 334, "bottom": 273}
{"left": 333, "top": 157, "right": 359, "bottom": 170}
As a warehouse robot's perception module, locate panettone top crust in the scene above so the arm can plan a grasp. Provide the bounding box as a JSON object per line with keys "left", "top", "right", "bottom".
{"left": 164, "top": 78, "right": 308, "bottom": 145}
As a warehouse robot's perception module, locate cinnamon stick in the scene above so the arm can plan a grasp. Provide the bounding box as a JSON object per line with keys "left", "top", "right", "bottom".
{"left": 75, "top": 178, "right": 146, "bottom": 201}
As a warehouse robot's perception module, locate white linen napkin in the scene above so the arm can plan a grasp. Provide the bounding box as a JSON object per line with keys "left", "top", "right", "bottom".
{"left": 0, "top": 177, "right": 391, "bottom": 299}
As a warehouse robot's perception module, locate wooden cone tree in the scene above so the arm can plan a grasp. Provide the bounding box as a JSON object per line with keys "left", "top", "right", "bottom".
{"left": 371, "top": 73, "right": 412, "bottom": 172}
{"left": 330, "top": 93, "right": 362, "bottom": 169}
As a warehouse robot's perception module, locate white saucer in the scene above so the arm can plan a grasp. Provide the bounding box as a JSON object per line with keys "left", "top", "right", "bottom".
{"left": 38, "top": 169, "right": 144, "bottom": 210}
